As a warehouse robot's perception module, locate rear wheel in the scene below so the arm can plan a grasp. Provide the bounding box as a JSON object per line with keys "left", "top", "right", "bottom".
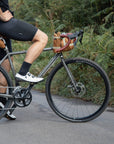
{"left": 0, "top": 66, "right": 13, "bottom": 119}
{"left": 46, "top": 58, "right": 111, "bottom": 122}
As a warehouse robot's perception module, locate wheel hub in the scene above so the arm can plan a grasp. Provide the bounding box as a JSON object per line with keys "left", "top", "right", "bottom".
{"left": 68, "top": 82, "right": 86, "bottom": 97}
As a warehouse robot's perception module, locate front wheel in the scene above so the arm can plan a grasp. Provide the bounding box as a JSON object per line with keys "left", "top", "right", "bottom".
{"left": 46, "top": 58, "right": 111, "bottom": 122}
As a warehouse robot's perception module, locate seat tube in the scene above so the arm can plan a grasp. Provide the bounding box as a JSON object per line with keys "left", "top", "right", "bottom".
{"left": 5, "top": 46, "right": 16, "bottom": 80}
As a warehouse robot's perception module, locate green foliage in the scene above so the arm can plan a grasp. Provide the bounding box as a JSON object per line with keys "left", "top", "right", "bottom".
{"left": 10, "top": 0, "right": 114, "bottom": 32}
{"left": 9, "top": 0, "right": 114, "bottom": 106}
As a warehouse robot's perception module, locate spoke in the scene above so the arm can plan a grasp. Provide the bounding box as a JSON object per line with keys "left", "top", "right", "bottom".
{"left": 48, "top": 58, "right": 109, "bottom": 122}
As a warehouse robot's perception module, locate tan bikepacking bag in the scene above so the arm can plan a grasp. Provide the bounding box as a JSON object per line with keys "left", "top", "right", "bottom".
{"left": 53, "top": 32, "right": 76, "bottom": 53}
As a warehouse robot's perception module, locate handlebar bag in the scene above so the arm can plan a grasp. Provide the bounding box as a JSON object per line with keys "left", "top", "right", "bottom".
{"left": 53, "top": 32, "right": 75, "bottom": 53}
{"left": 0, "top": 39, "right": 5, "bottom": 49}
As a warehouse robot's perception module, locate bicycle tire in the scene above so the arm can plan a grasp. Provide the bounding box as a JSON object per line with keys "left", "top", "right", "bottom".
{"left": 0, "top": 66, "right": 13, "bottom": 119}
{"left": 46, "top": 57, "right": 111, "bottom": 122}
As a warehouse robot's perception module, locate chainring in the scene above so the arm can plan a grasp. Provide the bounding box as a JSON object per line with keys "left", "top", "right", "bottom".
{"left": 13, "top": 87, "right": 32, "bottom": 107}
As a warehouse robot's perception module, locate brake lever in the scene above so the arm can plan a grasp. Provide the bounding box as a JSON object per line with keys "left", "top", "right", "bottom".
{"left": 74, "top": 40, "right": 77, "bottom": 46}
{"left": 79, "top": 30, "right": 84, "bottom": 45}
{"left": 79, "top": 35, "right": 83, "bottom": 45}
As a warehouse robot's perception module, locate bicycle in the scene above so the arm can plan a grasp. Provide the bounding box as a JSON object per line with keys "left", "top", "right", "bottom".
{"left": 0, "top": 30, "right": 111, "bottom": 122}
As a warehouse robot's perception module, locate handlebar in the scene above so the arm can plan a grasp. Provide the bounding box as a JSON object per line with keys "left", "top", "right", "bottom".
{"left": 55, "top": 35, "right": 71, "bottom": 53}
{"left": 54, "top": 30, "right": 84, "bottom": 53}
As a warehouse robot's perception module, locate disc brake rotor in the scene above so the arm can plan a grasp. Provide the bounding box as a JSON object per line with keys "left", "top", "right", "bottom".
{"left": 68, "top": 82, "right": 86, "bottom": 97}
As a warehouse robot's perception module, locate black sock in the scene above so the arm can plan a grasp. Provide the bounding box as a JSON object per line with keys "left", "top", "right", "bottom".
{"left": 19, "top": 61, "right": 31, "bottom": 76}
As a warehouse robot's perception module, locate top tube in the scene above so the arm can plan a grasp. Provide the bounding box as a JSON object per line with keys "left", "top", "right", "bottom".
{"left": 0, "top": 46, "right": 53, "bottom": 66}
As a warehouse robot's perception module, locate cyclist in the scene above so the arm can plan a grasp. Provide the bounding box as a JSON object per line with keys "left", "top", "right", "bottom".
{"left": 0, "top": 0, "right": 48, "bottom": 120}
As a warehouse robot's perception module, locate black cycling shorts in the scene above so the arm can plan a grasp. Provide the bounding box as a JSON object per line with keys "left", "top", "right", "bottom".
{"left": 0, "top": 18, "right": 38, "bottom": 41}
{"left": 0, "top": 18, "right": 38, "bottom": 60}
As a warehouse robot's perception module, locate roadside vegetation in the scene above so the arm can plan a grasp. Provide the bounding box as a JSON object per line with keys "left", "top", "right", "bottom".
{"left": 10, "top": 0, "right": 114, "bottom": 106}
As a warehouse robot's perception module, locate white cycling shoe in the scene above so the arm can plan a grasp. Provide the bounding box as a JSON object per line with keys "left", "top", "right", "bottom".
{"left": 15, "top": 72, "right": 44, "bottom": 83}
{"left": 0, "top": 102, "right": 16, "bottom": 120}
{"left": 5, "top": 111, "right": 16, "bottom": 120}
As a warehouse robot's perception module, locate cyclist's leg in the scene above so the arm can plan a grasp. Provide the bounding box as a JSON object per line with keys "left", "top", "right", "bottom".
{"left": 0, "top": 58, "right": 16, "bottom": 120}
{"left": 18, "top": 29, "right": 48, "bottom": 76}
{"left": 0, "top": 38, "right": 12, "bottom": 95}
{"left": 0, "top": 65, "right": 8, "bottom": 94}
{"left": 0, "top": 38, "right": 16, "bottom": 120}
{"left": 0, "top": 19, "right": 48, "bottom": 57}
{"left": 0, "top": 18, "right": 48, "bottom": 82}
{"left": 16, "top": 29, "right": 48, "bottom": 82}
{"left": 0, "top": 37, "right": 12, "bottom": 86}
{"left": 14, "top": 22, "right": 48, "bottom": 82}
{"left": 24, "top": 29, "right": 48, "bottom": 64}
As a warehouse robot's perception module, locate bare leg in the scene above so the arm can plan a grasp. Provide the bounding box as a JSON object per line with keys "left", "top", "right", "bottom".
{"left": 0, "top": 57, "right": 16, "bottom": 120}
{"left": 0, "top": 58, "right": 13, "bottom": 93}
{"left": 16, "top": 29, "right": 48, "bottom": 82}
{"left": 24, "top": 29, "right": 48, "bottom": 64}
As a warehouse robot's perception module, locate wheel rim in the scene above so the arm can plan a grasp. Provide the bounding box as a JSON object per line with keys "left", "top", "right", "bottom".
{"left": 47, "top": 59, "right": 110, "bottom": 122}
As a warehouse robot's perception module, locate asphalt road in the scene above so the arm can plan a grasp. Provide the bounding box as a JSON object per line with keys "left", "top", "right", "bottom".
{"left": 0, "top": 90, "right": 114, "bottom": 144}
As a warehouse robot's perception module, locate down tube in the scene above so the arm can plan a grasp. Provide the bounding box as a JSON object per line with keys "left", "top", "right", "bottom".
{"left": 38, "top": 53, "right": 60, "bottom": 77}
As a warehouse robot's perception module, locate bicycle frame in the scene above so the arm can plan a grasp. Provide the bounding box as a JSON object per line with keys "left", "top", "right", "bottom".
{"left": 0, "top": 45, "right": 77, "bottom": 93}
{"left": 0, "top": 31, "right": 83, "bottom": 107}
{"left": 0, "top": 30, "right": 83, "bottom": 91}
{"left": 0, "top": 46, "right": 60, "bottom": 83}
{"left": 0, "top": 44, "right": 77, "bottom": 82}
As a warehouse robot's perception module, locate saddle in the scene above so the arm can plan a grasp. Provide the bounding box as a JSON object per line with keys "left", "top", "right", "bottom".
{"left": 0, "top": 35, "right": 6, "bottom": 49}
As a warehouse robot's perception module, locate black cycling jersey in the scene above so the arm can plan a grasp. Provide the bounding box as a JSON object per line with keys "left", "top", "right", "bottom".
{"left": 0, "top": 0, "right": 9, "bottom": 12}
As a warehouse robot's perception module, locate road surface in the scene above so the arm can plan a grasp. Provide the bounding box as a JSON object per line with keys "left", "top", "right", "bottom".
{"left": 0, "top": 90, "right": 114, "bottom": 144}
